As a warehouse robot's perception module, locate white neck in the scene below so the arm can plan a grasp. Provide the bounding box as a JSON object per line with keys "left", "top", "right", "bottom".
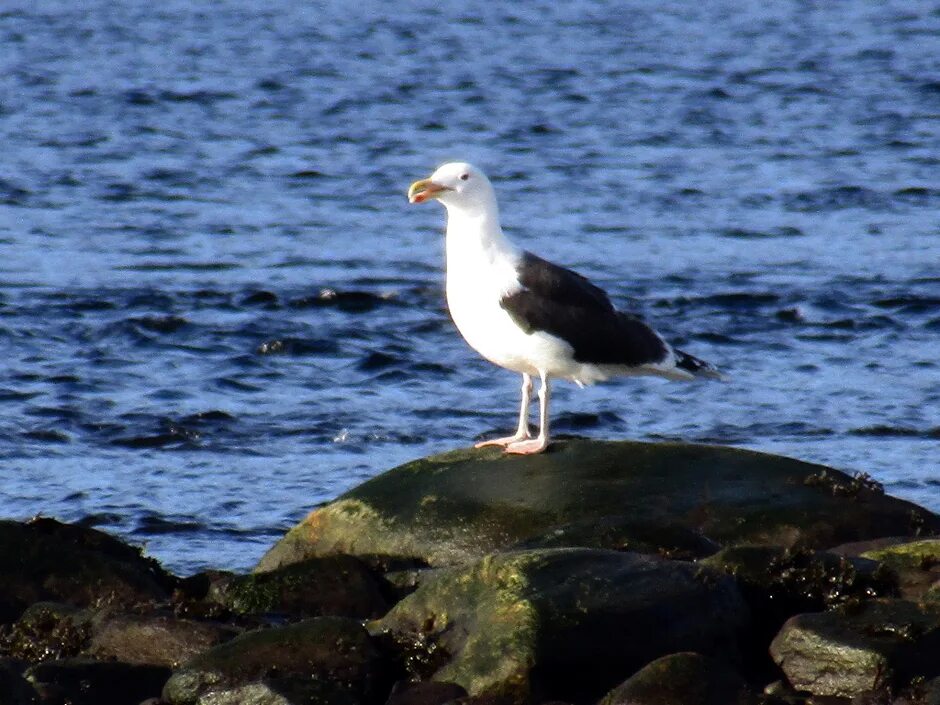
{"left": 442, "top": 198, "right": 519, "bottom": 267}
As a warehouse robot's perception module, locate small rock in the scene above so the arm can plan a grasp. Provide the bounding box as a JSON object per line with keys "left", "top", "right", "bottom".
{"left": 597, "top": 652, "right": 752, "bottom": 705}
{"left": 385, "top": 680, "right": 468, "bottom": 705}
{"left": 0, "top": 602, "right": 92, "bottom": 663}
{"left": 162, "top": 616, "right": 390, "bottom": 705}
{"left": 702, "top": 545, "right": 897, "bottom": 679}
{"left": 859, "top": 539, "right": 940, "bottom": 602}
{"left": 372, "top": 548, "right": 748, "bottom": 705}
{"left": 24, "top": 657, "right": 170, "bottom": 705}
{"left": 87, "top": 610, "right": 238, "bottom": 667}
{"left": 770, "top": 599, "right": 940, "bottom": 697}
{"left": 211, "top": 555, "right": 388, "bottom": 619}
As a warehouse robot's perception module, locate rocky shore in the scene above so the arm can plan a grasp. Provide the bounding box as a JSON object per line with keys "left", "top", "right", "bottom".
{"left": 2, "top": 440, "right": 939, "bottom": 705}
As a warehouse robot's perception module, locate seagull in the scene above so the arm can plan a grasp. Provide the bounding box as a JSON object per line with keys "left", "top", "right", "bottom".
{"left": 408, "top": 162, "right": 721, "bottom": 455}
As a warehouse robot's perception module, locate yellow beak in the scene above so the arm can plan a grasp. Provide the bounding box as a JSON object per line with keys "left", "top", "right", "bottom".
{"left": 408, "top": 178, "right": 450, "bottom": 204}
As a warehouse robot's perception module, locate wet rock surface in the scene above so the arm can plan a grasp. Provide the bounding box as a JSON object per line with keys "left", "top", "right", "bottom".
{"left": 1, "top": 441, "right": 938, "bottom": 704}
{"left": 372, "top": 548, "right": 748, "bottom": 704}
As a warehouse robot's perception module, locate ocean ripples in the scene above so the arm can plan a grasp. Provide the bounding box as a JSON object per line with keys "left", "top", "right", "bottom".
{"left": 0, "top": 0, "right": 938, "bottom": 574}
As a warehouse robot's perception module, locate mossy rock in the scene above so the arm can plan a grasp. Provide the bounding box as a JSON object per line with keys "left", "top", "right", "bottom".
{"left": 861, "top": 539, "right": 940, "bottom": 602}
{"left": 701, "top": 546, "right": 898, "bottom": 684}
{"left": 258, "top": 441, "right": 938, "bottom": 570}
{"left": 0, "top": 518, "right": 175, "bottom": 623}
{"left": 162, "top": 616, "right": 390, "bottom": 705}
{"left": 597, "top": 652, "right": 752, "bottom": 705}
{"left": 370, "top": 548, "right": 748, "bottom": 705}
{"left": 209, "top": 555, "right": 388, "bottom": 619}
{"left": 769, "top": 599, "right": 940, "bottom": 697}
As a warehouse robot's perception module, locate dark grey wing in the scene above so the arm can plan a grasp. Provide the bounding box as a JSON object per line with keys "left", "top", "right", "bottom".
{"left": 500, "top": 251, "right": 669, "bottom": 366}
{"left": 513, "top": 251, "right": 614, "bottom": 313}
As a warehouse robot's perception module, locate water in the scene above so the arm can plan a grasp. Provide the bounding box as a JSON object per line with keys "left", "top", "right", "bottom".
{"left": 1, "top": 0, "right": 938, "bottom": 575}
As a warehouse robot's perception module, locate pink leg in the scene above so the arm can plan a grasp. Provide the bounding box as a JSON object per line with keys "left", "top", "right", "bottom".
{"left": 475, "top": 373, "right": 533, "bottom": 447}
{"left": 506, "top": 371, "right": 550, "bottom": 455}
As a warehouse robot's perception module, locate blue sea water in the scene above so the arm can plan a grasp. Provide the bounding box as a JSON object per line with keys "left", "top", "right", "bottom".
{"left": 1, "top": 0, "right": 938, "bottom": 575}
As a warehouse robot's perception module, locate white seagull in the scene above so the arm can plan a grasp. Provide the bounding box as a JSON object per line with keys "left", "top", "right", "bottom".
{"left": 408, "top": 162, "right": 721, "bottom": 455}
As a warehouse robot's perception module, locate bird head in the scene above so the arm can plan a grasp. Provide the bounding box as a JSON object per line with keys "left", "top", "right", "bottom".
{"left": 408, "top": 162, "right": 496, "bottom": 214}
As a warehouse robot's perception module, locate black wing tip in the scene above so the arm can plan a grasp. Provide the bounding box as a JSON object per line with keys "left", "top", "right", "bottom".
{"left": 675, "top": 349, "right": 725, "bottom": 380}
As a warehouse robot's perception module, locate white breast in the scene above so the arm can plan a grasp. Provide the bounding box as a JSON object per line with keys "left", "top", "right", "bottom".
{"left": 444, "top": 224, "right": 579, "bottom": 377}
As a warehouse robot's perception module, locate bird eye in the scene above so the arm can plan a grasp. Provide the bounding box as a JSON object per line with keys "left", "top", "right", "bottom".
{"left": 459, "top": 173, "right": 470, "bottom": 181}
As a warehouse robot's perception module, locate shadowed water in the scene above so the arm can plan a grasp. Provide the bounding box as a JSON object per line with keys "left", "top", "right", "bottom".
{"left": 1, "top": 0, "right": 938, "bottom": 574}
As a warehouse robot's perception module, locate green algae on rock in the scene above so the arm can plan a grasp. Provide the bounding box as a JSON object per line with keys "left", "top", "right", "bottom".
{"left": 860, "top": 538, "right": 940, "bottom": 602}
{"left": 207, "top": 555, "right": 389, "bottom": 619}
{"left": 370, "top": 548, "right": 748, "bottom": 705}
{"left": 257, "top": 441, "right": 939, "bottom": 571}
{"left": 769, "top": 599, "right": 940, "bottom": 697}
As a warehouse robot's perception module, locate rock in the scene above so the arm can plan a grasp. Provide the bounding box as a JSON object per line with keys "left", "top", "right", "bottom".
{"left": 0, "top": 659, "right": 36, "bottom": 705}
{"left": 0, "top": 518, "right": 175, "bottom": 623}
{"left": 87, "top": 610, "right": 238, "bottom": 668}
{"left": 924, "top": 676, "right": 940, "bottom": 705}
{"left": 371, "top": 548, "right": 748, "bottom": 705}
{"left": 701, "top": 545, "right": 897, "bottom": 679}
{"left": 703, "top": 545, "right": 895, "bottom": 609}
{"left": 597, "top": 652, "right": 752, "bottom": 705}
{"left": 769, "top": 599, "right": 940, "bottom": 697}
{"left": 257, "top": 441, "right": 939, "bottom": 571}
{"left": 385, "top": 680, "right": 468, "bottom": 705}
{"left": 162, "top": 616, "right": 390, "bottom": 705}
{"left": 24, "top": 657, "right": 170, "bottom": 705}
{"left": 0, "top": 602, "right": 92, "bottom": 663}
{"left": 211, "top": 555, "right": 388, "bottom": 619}
{"left": 859, "top": 539, "right": 940, "bottom": 602}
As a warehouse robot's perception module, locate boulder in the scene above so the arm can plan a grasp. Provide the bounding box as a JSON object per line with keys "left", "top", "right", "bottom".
{"left": 257, "top": 441, "right": 938, "bottom": 571}
{"left": 769, "top": 599, "right": 940, "bottom": 697}
{"left": 597, "top": 652, "right": 752, "bottom": 705}
{"left": 24, "top": 657, "right": 170, "bottom": 705}
{"left": 87, "top": 610, "right": 238, "bottom": 667}
{"left": 859, "top": 538, "right": 940, "bottom": 602}
{"left": 211, "top": 555, "right": 388, "bottom": 619}
{"left": 0, "top": 518, "right": 174, "bottom": 623}
{"left": 371, "top": 548, "right": 748, "bottom": 705}
{"left": 162, "top": 616, "right": 390, "bottom": 705}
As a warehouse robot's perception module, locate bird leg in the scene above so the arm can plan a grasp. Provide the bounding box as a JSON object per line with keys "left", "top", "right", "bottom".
{"left": 475, "top": 373, "right": 533, "bottom": 448}
{"left": 506, "top": 372, "right": 550, "bottom": 454}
